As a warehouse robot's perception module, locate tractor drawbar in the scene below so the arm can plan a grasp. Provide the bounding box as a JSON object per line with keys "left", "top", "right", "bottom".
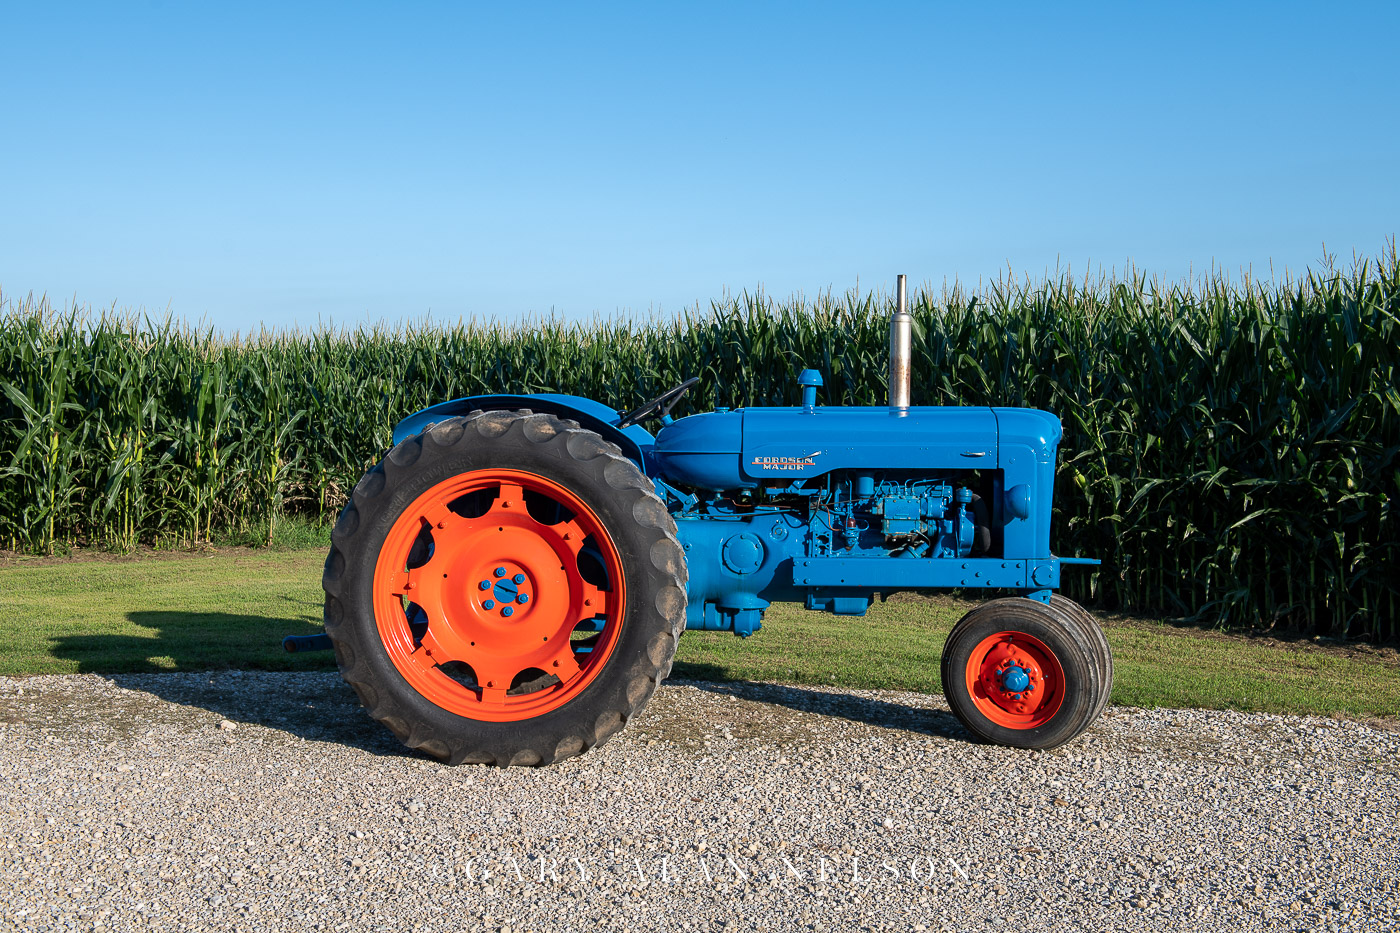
{"left": 282, "top": 634, "right": 333, "bottom": 653}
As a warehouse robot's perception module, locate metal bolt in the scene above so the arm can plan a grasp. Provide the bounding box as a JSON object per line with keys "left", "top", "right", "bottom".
{"left": 513, "top": 574, "right": 525, "bottom": 584}
{"left": 483, "top": 600, "right": 495, "bottom": 609}
{"left": 494, "top": 567, "right": 507, "bottom": 577}
{"left": 517, "top": 594, "right": 529, "bottom": 604}
{"left": 502, "top": 606, "right": 514, "bottom": 617}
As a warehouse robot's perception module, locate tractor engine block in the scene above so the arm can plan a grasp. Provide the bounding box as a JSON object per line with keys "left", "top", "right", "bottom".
{"left": 673, "top": 471, "right": 994, "bottom": 637}
{"left": 821, "top": 475, "right": 984, "bottom": 555}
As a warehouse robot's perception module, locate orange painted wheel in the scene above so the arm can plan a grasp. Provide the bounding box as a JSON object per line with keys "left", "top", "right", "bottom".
{"left": 323, "top": 410, "right": 687, "bottom": 767}
{"left": 940, "top": 597, "right": 1104, "bottom": 750}
{"left": 372, "top": 469, "right": 626, "bottom": 721}
{"left": 963, "top": 631, "right": 1064, "bottom": 730}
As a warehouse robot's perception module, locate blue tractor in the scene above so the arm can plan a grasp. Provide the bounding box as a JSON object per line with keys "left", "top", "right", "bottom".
{"left": 313, "top": 277, "right": 1112, "bottom": 766}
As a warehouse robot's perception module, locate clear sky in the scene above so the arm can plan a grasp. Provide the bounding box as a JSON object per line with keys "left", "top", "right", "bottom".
{"left": 3, "top": 1, "right": 1396, "bottom": 334}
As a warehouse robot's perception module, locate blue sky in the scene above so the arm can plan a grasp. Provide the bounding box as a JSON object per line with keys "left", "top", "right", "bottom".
{"left": 2, "top": 1, "right": 1396, "bottom": 334}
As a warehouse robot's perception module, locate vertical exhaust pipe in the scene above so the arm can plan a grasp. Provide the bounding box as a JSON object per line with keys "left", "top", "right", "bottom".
{"left": 889, "top": 274, "right": 912, "bottom": 413}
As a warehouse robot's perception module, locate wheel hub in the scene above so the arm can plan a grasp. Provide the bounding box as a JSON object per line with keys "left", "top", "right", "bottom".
{"left": 1000, "top": 664, "right": 1030, "bottom": 694}
{"left": 478, "top": 567, "right": 533, "bottom": 617}
{"left": 964, "top": 631, "right": 1064, "bottom": 729}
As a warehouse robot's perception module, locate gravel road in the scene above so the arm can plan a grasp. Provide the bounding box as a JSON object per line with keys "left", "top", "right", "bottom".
{"left": 1, "top": 671, "right": 1396, "bottom": 932}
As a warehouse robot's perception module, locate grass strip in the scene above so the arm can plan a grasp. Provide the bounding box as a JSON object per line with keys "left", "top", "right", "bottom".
{"left": 1, "top": 550, "right": 1394, "bottom": 719}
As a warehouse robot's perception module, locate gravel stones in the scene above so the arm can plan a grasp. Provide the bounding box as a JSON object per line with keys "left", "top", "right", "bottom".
{"left": 1, "top": 671, "right": 1397, "bottom": 931}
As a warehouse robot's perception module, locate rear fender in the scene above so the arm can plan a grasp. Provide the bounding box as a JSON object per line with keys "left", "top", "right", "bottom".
{"left": 392, "top": 394, "right": 655, "bottom": 471}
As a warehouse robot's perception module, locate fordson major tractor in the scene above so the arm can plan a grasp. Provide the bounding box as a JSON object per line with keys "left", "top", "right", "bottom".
{"left": 302, "top": 277, "right": 1113, "bottom": 766}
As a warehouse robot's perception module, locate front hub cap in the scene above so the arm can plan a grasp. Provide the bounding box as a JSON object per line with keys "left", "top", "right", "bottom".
{"left": 372, "top": 469, "right": 625, "bottom": 722}
{"left": 964, "top": 631, "right": 1065, "bottom": 729}
{"left": 1001, "top": 665, "right": 1030, "bottom": 693}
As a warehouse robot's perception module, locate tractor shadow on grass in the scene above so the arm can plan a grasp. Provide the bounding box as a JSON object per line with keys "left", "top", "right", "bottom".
{"left": 672, "top": 671, "right": 969, "bottom": 741}
{"left": 53, "top": 611, "right": 414, "bottom": 761}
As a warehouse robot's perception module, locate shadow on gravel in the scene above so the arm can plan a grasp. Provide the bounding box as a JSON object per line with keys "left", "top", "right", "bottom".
{"left": 105, "top": 668, "right": 414, "bottom": 759}
{"left": 683, "top": 679, "right": 969, "bottom": 740}
{"left": 49, "top": 610, "right": 415, "bottom": 758}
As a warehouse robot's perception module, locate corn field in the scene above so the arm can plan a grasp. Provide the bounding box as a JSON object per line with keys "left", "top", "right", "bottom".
{"left": 2, "top": 251, "right": 1397, "bottom": 638}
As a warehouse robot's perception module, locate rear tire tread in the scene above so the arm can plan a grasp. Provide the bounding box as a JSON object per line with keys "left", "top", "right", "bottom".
{"left": 323, "top": 410, "right": 686, "bottom": 766}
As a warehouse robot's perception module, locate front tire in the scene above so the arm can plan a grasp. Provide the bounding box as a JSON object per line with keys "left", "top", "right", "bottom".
{"left": 940, "top": 597, "right": 1107, "bottom": 750}
{"left": 322, "top": 410, "right": 687, "bottom": 766}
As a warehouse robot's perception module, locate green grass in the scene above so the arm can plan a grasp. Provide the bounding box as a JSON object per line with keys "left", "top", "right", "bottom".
{"left": 0, "top": 550, "right": 1395, "bottom": 719}
{"left": 679, "top": 600, "right": 1400, "bottom": 719}
{"left": 0, "top": 550, "right": 333, "bottom": 675}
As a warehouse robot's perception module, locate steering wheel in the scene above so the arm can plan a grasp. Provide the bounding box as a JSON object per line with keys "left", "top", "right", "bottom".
{"left": 616, "top": 377, "right": 700, "bottom": 428}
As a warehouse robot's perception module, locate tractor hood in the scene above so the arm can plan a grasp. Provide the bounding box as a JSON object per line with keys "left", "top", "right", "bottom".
{"left": 653, "top": 406, "right": 1055, "bottom": 491}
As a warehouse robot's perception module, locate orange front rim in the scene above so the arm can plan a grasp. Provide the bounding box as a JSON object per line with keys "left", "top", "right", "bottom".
{"left": 964, "top": 631, "right": 1064, "bottom": 729}
{"left": 372, "top": 469, "right": 626, "bottom": 722}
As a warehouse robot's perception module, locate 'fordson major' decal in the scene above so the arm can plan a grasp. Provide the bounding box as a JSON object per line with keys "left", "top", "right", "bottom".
{"left": 750, "top": 452, "right": 822, "bottom": 471}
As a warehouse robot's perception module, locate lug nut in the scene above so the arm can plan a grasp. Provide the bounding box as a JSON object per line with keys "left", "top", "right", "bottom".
{"left": 513, "top": 573, "right": 525, "bottom": 584}
{"left": 502, "top": 606, "right": 514, "bottom": 617}
{"left": 517, "top": 594, "right": 529, "bottom": 604}
{"left": 478, "top": 580, "right": 491, "bottom": 590}
{"left": 494, "top": 567, "right": 507, "bottom": 577}
{"left": 483, "top": 600, "right": 495, "bottom": 609}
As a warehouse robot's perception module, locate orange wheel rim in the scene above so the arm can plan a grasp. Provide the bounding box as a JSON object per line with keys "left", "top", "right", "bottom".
{"left": 963, "top": 631, "right": 1064, "bottom": 729}
{"left": 372, "top": 469, "right": 626, "bottom": 722}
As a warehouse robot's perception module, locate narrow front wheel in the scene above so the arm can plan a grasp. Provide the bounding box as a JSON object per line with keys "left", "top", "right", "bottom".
{"left": 940, "top": 597, "right": 1107, "bottom": 749}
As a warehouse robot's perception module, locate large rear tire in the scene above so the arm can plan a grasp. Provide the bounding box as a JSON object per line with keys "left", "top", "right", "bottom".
{"left": 322, "top": 410, "right": 687, "bottom": 766}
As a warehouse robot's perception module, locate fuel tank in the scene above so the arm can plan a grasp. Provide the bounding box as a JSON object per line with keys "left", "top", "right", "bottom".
{"left": 653, "top": 406, "right": 1015, "bottom": 490}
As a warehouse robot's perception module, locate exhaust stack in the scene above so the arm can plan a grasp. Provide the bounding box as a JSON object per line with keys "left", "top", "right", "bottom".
{"left": 889, "top": 274, "right": 912, "bottom": 413}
